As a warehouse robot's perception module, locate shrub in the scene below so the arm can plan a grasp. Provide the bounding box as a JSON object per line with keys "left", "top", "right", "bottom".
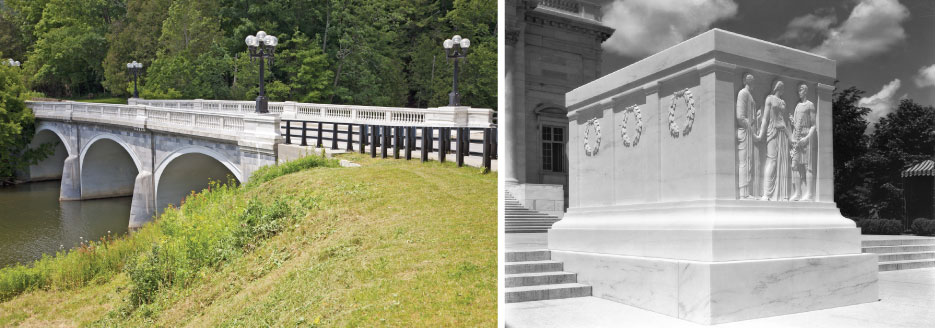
{"left": 857, "top": 219, "right": 905, "bottom": 235}
{"left": 248, "top": 154, "right": 338, "bottom": 186}
{"left": 910, "top": 218, "right": 935, "bottom": 236}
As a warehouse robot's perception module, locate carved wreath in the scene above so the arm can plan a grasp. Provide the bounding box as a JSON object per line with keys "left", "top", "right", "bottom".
{"left": 583, "top": 118, "right": 601, "bottom": 156}
{"left": 620, "top": 104, "right": 643, "bottom": 147}
{"left": 668, "top": 88, "right": 696, "bottom": 138}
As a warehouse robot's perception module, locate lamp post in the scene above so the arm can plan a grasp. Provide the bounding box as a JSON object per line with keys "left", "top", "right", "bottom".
{"left": 126, "top": 61, "right": 143, "bottom": 98}
{"left": 5, "top": 59, "right": 20, "bottom": 67}
{"left": 245, "top": 31, "right": 278, "bottom": 114}
{"left": 443, "top": 35, "right": 470, "bottom": 106}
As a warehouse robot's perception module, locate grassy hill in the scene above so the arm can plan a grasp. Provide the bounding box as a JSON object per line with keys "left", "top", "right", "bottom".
{"left": 0, "top": 153, "right": 496, "bottom": 326}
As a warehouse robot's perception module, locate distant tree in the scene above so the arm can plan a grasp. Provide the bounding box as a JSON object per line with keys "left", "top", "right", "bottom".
{"left": 24, "top": 0, "right": 124, "bottom": 97}
{"left": 101, "top": 0, "right": 172, "bottom": 96}
{"left": 277, "top": 31, "right": 333, "bottom": 103}
{"left": 832, "top": 86, "right": 872, "bottom": 218}
{"left": 860, "top": 99, "right": 935, "bottom": 220}
{"left": 0, "top": 53, "right": 54, "bottom": 184}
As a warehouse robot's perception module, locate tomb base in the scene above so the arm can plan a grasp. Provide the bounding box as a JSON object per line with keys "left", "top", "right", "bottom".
{"left": 550, "top": 249, "right": 878, "bottom": 325}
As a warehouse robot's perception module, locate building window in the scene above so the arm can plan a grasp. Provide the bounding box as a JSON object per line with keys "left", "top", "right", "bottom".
{"left": 542, "top": 126, "right": 564, "bottom": 172}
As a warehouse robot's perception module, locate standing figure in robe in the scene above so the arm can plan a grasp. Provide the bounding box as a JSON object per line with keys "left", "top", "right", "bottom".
{"left": 736, "top": 73, "right": 758, "bottom": 199}
{"left": 755, "top": 81, "right": 791, "bottom": 201}
{"left": 790, "top": 83, "right": 816, "bottom": 201}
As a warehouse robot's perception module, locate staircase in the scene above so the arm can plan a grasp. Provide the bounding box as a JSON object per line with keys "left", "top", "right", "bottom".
{"left": 862, "top": 237, "right": 935, "bottom": 271}
{"left": 504, "top": 192, "right": 562, "bottom": 233}
{"left": 504, "top": 250, "right": 591, "bottom": 303}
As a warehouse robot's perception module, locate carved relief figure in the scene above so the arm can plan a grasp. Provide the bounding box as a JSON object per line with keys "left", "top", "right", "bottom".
{"left": 756, "top": 81, "right": 791, "bottom": 201}
{"left": 790, "top": 84, "right": 816, "bottom": 201}
{"left": 736, "top": 73, "right": 758, "bottom": 199}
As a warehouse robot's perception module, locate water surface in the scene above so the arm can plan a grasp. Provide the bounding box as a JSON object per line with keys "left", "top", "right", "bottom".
{"left": 0, "top": 180, "right": 130, "bottom": 268}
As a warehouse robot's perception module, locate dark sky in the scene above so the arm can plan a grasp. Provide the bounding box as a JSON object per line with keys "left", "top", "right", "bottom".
{"left": 597, "top": 0, "right": 935, "bottom": 123}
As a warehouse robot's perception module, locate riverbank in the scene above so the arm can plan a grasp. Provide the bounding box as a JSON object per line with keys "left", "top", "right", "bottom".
{"left": 0, "top": 153, "right": 496, "bottom": 326}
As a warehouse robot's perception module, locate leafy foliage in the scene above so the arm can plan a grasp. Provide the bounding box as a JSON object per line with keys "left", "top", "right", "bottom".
{"left": 911, "top": 218, "right": 935, "bottom": 236}
{"left": 856, "top": 219, "right": 905, "bottom": 235}
{"left": 0, "top": 57, "right": 54, "bottom": 184}
{"left": 2, "top": 0, "right": 496, "bottom": 109}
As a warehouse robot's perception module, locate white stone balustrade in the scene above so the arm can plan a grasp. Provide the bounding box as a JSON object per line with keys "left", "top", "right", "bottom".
{"left": 128, "top": 98, "right": 495, "bottom": 128}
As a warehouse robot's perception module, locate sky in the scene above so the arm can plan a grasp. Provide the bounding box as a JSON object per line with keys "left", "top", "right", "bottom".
{"left": 594, "top": 0, "right": 935, "bottom": 127}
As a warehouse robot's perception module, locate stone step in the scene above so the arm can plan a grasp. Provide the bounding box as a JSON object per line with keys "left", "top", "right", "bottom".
{"left": 862, "top": 245, "right": 935, "bottom": 254}
{"left": 505, "top": 271, "right": 578, "bottom": 288}
{"left": 879, "top": 259, "right": 935, "bottom": 271}
{"left": 506, "top": 250, "right": 550, "bottom": 262}
{"left": 505, "top": 260, "right": 563, "bottom": 274}
{"left": 505, "top": 215, "right": 556, "bottom": 219}
{"left": 504, "top": 283, "right": 592, "bottom": 303}
{"left": 861, "top": 238, "right": 935, "bottom": 247}
{"left": 505, "top": 221, "right": 559, "bottom": 226}
{"left": 504, "top": 212, "right": 551, "bottom": 216}
{"left": 506, "top": 228, "right": 552, "bottom": 233}
{"left": 877, "top": 251, "right": 935, "bottom": 262}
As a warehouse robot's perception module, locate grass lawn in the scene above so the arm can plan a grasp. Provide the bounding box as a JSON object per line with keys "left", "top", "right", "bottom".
{"left": 0, "top": 153, "right": 496, "bottom": 326}
{"left": 72, "top": 97, "right": 127, "bottom": 104}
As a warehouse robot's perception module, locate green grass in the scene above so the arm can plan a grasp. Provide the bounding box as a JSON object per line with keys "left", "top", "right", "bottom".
{"left": 0, "top": 153, "right": 496, "bottom": 326}
{"left": 72, "top": 97, "right": 127, "bottom": 104}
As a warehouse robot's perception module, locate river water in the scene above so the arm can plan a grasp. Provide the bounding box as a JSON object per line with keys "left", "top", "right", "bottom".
{"left": 0, "top": 180, "right": 130, "bottom": 268}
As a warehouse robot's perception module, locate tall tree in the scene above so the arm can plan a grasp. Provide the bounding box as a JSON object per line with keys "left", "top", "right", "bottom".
{"left": 101, "top": 0, "right": 172, "bottom": 96}
{"left": 832, "top": 86, "right": 872, "bottom": 218}
{"left": 0, "top": 52, "right": 54, "bottom": 184}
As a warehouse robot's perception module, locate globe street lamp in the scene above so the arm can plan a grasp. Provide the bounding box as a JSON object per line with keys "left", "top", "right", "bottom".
{"left": 126, "top": 61, "right": 143, "bottom": 98}
{"left": 5, "top": 59, "right": 20, "bottom": 67}
{"left": 443, "top": 35, "right": 470, "bottom": 106}
{"left": 245, "top": 31, "right": 278, "bottom": 114}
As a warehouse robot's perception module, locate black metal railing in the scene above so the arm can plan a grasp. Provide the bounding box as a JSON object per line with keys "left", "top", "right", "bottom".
{"left": 281, "top": 120, "right": 497, "bottom": 170}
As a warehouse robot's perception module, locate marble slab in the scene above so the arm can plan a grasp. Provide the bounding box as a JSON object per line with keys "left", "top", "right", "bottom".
{"left": 548, "top": 227, "right": 861, "bottom": 262}
{"left": 551, "top": 250, "right": 879, "bottom": 325}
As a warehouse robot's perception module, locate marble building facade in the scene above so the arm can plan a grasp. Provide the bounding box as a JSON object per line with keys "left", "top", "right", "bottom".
{"left": 504, "top": 0, "right": 613, "bottom": 217}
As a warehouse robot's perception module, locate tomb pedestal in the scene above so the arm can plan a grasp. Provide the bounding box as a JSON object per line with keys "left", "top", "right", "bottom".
{"left": 552, "top": 29, "right": 878, "bottom": 325}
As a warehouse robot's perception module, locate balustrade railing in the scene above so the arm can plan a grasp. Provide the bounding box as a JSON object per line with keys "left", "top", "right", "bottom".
{"left": 129, "top": 98, "right": 493, "bottom": 128}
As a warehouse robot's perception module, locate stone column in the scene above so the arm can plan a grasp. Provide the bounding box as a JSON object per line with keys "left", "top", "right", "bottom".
{"left": 504, "top": 6, "right": 526, "bottom": 185}
{"left": 816, "top": 83, "right": 835, "bottom": 202}
{"left": 59, "top": 155, "right": 81, "bottom": 200}
{"left": 128, "top": 171, "right": 155, "bottom": 229}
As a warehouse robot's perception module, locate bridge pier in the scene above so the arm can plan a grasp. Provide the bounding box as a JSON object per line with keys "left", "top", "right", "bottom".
{"left": 60, "top": 155, "right": 81, "bottom": 201}
{"left": 129, "top": 171, "right": 155, "bottom": 229}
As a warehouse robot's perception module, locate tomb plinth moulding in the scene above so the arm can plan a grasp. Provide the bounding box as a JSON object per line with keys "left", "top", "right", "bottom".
{"left": 551, "top": 29, "right": 878, "bottom": 325}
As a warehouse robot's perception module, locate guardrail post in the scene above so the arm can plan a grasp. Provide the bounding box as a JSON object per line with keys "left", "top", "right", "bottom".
{"left": 359, "top": 124, "right": 366, "bottom": 154}
{"left": 346, "top": 124, "right": 354, "bottom": 151}
{"left": 331, "top": 123, "right": 338, "bottom": 150}
{"left": 285, "top": 120, "right": 291, "bottom": 144}
{"left": 405, "top": 127, "right": 413, "bottom": 160}
{"left": 483, "top": 128, "right": 492, "bottom": 171}
{"left": 393, "top": 126, "right": 400, "bottom": 159}
{"left": 301, "top": 122, "right": 308, "bottom": 146}
{"left": 421, "top": 127, "right": 430, "bottom": 162}
{"left": 492, "top": 127, "right": 498, "bottom": 159}
{"left": 381, "top": 126, "right": 388, "bottom": 158}
{"left": 370, "top": 125, "right": 377, "bottom": 158}
{"left": 439, "top": 127, "right": 447, "bottom": 163}
{"left": 456, "top": 128, "right": 465, "bottom": 167}
{"left": 317, "top": 122, "right": 323, "bottom": 148}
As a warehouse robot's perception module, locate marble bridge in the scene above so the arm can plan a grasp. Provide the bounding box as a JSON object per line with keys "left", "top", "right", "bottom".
{"left": 24, "top": 99, "right": 493, "bottom": 228}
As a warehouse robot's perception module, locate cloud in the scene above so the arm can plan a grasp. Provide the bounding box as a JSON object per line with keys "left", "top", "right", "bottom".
{"left": 776, "top": 11, "right": 837, "bottom": 47}
{"left": 600, "top": 0, "right": 738, "bottom": 57}
{"left": 858, "top": 79, "right": 902, "bottom": 126}
{"left": 794, "top": 0, "right": 910, "bottom": 62}
{"left": 914, "top": 64, "right": 935, "bottom": 88}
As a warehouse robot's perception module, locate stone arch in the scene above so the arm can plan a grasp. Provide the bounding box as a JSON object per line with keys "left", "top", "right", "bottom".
{"left": 79, "top": 134, "right": 142, "bottom": 199}
{"left": 154, "top": 146, "right": 243, "bottom": 211}
{"left": 35, "top": 124, "right": 74, "bottom": 156}
{"left": 27, "top": 126, "right": 72, "bottom": 181}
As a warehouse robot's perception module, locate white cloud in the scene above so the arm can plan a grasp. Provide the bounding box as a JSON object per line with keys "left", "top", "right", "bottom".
{"left": 600, "top": 0, "right": 738, "bottom": 57}
{"left": 858, "top": 79, "right": 902, "bottom": 126}
{"left": 914, "top": 64, "right": 935, "bottom": 88}
{"left": 777, "top": 12, "right": 837, "bottom": 47}
{"left": 809, "top": 0, "right": 909, "bottom": 62}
